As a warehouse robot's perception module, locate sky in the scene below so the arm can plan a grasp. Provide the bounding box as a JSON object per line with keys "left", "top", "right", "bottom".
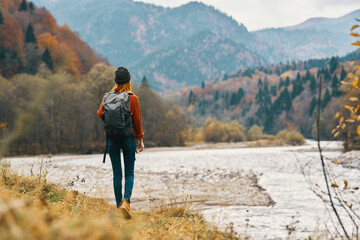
{"left": 136, "top": 0, "right": 360, "bottom": 31}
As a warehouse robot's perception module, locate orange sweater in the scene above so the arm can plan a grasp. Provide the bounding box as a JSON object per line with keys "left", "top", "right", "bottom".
{"left": 97, "top": 93, "right": 144, "bottom": 139}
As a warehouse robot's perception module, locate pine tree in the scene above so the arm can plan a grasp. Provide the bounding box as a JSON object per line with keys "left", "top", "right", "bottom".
{"left": 188, "top": 90, "right": 193, "bottom": 105}
{"left": 214, "top": 90, "right": 219, "bottom": 101}
{"left": 285, "top": 77, "right": 290, "bottom": 87}
{"left": 29, "top": 2, "right": 34, "bottom": 11}
{"left": 230, "top": 92, "right": 237, "bottom": 105}
{"left": 321, "top": 89, "right": 331, "bottom": 109}
{"left": 340, "top": 66, "right": 347, "bottom": 80}
{"left": 201, "top": 81, "right": 205, "bottom": 89}
{"left": 141, "top": 76, "right": 150, "bottom": 88}
{"left": 283, "top": 88, "right": 292, "bottom": 111}
{"left": 309, "top": 97, "right": 317, "bottom": 116}
{"left": 324, "top": 68, "right": 331, "bottom": 82}
{"left": 237, "top": 88, "right": 244, "bottom": 100}
{"left": 0, "top": 10, "right": 4, "bottom": 25}
{"left": 329, "top": 56, "right": 338, "bottom": 74}
{"left": 42, "top": 47, "right": 53, "bottom": 70}
{"left": 310, "top": 76, "right": 317, "bottom": 93}
{"left": 19, "top": 0, "right": 27, "bottom": 11}
{"left": 25, "top": 23, "right": 37, "bottom": 44}
{"left": 331, "top": 75, "right": 340, "bottom": 96}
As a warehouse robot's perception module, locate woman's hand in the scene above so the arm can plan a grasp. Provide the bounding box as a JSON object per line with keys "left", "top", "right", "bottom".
{"left": 138, "top": 139, "right": 144, "bottom": 153}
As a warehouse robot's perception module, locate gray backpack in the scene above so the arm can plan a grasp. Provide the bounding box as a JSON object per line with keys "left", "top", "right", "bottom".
{"left": 103, "top": 91, "right": 133, "bottom": 140}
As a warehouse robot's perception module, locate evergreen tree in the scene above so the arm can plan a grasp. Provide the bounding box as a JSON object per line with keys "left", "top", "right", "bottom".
{"left": 285, "top": 77, "right": 290, "bottom": 87}
{"left": 271, "top": 85, "right": 277, "bottom": 96}
{"left": 141, "top": 76, "right": 150, "bottom": 88}
{"left": 25, "top": 23, "right": 37, "bottom": 44}
{"left": 309, "top": 97, "right": 317, "bottom": 116}
{"left": 305, "top": 70, "right": 311, "bottom": 82}
{"left": 223, "top": 73, "right": 228, "bottom": 81}
{"left": 340, "top": 66, "right": 347, "bottom": 80}
{"left": 188, "top": 90, "right": 194, "bottom": 105}
{"left": 331, "top": 75, "right": 340, "bottom": 96}
{"left": 310, "top": 76, "right": 317, "bottom": 93}
{"left": 42, "top": 47, "right": 53, "bottom": 70}
{"left": 283, "top": 88, "right": 292, "bottom": 111}
{"left": 237, "top": 88, "right": 244, "bottom": 99}
{"left": 201, "top": 81, "right": 205, "bottom": 89}
{"left": 214, "top": 90, "right": 219, "bottom": 101}
{"left": 329, "top": 56, "right": 338, "bottom": 74}
{"left": 257, "top": 78, "right": 263, "bottom": 87}
{"left": 230, "top": 92, "right": 237, "bottom": 105}
{"left": 0, "top": 10, "right": 4, "bottom": 25}
{"left": 324, "top": 68, "right": 331, "bottom": 82}
{"left": 29, "top": 2, "right": 34, "bottom": 11}
{"left": 19, "top": 0, "right": 27, "bottom": 11}
{"left": 321, "top": 89, "right": 331, "bottom": 109}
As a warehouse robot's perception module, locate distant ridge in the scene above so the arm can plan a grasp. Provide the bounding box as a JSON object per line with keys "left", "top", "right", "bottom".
{"left": 284, "top": 9, "right": 360, "bottom": 31}
{"left": 31, "top": 0, "right": 359, "bottom": 88}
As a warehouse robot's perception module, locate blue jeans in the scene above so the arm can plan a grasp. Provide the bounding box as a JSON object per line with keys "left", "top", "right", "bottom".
{"left": 108, "top": 136, "right": 136, "bottom": 206}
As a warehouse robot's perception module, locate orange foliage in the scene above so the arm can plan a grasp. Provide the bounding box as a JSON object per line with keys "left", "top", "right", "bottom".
{"left": 0, "top": 12, "right": 24, "bottom": 56}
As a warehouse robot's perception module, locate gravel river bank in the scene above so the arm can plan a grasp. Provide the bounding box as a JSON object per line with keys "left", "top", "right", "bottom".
{"left": 5, "top": 140, "right": 359, "bottom": 239}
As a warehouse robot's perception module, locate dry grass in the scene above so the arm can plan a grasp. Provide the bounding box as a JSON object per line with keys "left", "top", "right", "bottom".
{"left": 0, "top": 165, "right": 239, "bottom": 240}
{"left": 247, "top": 130, "right": 305, "bottom": 147}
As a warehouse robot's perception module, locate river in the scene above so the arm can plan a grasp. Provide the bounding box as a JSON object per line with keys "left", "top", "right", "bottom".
{"left": 5, "top": 140, "right": 360, "bottom": 239}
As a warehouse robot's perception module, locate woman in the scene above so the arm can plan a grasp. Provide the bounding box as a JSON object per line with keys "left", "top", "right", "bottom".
{"left": 97, "top": 67, "right": 144, "bottom": 219}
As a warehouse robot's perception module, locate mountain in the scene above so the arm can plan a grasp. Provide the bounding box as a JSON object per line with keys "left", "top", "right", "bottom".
{"left": 30, "top": 0, "right": 358, "bottom": 88}
{"left": 0, "top": 0, "right": 103, "bottom": 78}
{"left": 174, "top": 50, "right": 360, "bottom": 139}
{"left": 29, "top": 0, "right": 279, "bottom": 87}
{"left": 254, "top": 10, "right": 359, "bottom": 61}
{"left": 284, "top": 10, "right": 360, "bottom": 32}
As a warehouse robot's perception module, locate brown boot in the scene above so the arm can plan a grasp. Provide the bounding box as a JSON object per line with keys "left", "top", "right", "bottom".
{"left": 120, "top": 199, "right": 132, "bottom": 219}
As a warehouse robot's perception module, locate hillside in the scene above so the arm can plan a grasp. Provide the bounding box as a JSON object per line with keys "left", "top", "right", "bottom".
{"left": 29, "top": 0, "right": 281, "bottom": 87}
{"left": 30, "top": 0, "right": 357, "bottom": 89}
{"left": 0, "top": 0, "right": 104, "bottom": 78}
{"left": 254, "top": 10, "right": 359, "bottom": 61}
{"left": 173, "top": 50, "right": 360, "bottom": 139}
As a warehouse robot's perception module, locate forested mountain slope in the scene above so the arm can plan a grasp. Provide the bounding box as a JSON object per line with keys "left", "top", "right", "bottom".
{"left": 174, "top": 50, "right": 360, "bottom": 139}
{"left": 0, "top": 0, "right": 104, "bottom": 78}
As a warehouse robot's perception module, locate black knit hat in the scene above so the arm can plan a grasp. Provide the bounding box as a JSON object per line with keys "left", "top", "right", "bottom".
{"left": 115, "top": 67, "right": 131, "bottom": 84}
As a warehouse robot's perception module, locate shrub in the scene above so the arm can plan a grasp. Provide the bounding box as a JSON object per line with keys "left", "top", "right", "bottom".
{"left": 247, "top": 125, "right": 264, "bottom": 141}
{"left": 276, "top": 130, "right": 305, "bottom": 145}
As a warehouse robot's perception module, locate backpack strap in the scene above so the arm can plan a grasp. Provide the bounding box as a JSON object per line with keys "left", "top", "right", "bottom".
{"left": 103, "top": 133, "right": 108, "bottom": 163}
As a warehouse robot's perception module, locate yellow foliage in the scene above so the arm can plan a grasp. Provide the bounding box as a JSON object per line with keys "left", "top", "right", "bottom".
{"left": 351, "top": 41, "right": 360, "bottom": 46}
{"left": 351, "top": 25, "right": 359, "bottom": 31}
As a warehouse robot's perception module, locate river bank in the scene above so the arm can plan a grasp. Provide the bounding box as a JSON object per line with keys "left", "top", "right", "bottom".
{"left": 4, "top": 140, "right": 359, "bottom": 239}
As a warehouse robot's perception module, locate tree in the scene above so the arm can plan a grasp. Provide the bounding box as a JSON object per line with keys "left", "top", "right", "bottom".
{"left": 19, "top": 0, "right": 27, "bottom": 11}
{"left": 308, "top": 97, "right": 317, "bottom": 116}
{"left": 310, "top": 76, "right": 317, "bottom": 93}
{"left": 214, "top": 90, "right": 219, "bottom": 101}
{"left": 331, "top": 75, "right": 340, "bottom": 96}
{"left": 29, "top": 2, "right": 34, "bottom": 11}
{"left": 340, "top": 66, "right": 347, "bottom": 80}
{"left": 329, "top": 56, "right": 338, "bottom": 74}
{"left": 324, "top": 68, "right": 331, "bottom": 82}
{"left": 201, "top": 81, "right": 205, "bottom": 89}
{"left": 141, "top": 76, "right": 149, "bottom": 88}
{"left": 321, "top": 89, "right": 331, "bottom": 109}
{"left": 0, "top": 10, "right": 4, "bottom": 25}
{"left": 42, "top": 47, "right": 53, "bottom": 70}
{"left": 25, "top": 24, "right": 37, "bottom": 44}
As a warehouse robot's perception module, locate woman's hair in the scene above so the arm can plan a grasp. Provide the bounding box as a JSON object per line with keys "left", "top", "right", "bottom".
{"left": 112, "top": 82, "right": 132, "bottom": 93}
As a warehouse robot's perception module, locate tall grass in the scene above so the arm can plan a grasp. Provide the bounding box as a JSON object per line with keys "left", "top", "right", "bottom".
{"left": 0, "top": 165, "right": 239, "bottom": 239}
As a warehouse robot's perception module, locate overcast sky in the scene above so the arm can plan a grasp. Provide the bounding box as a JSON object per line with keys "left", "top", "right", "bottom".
{"left": 137, "top": 0, "right": 360, "bottom": 31}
